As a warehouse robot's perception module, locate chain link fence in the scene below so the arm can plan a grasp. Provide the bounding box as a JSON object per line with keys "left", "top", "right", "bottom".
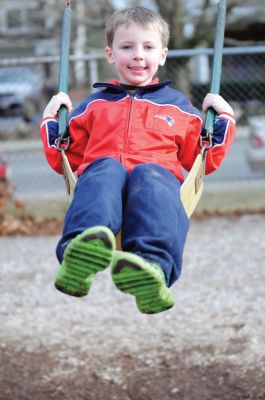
{"left": 0, "top": 45, "right": 265, "bottom": 216}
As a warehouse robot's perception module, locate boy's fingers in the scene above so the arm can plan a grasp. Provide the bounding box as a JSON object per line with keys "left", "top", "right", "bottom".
{"left": 55, "top": 92, "right": 73, "bottom": 113}
{"left": 43, "top": 92, "right": 73, "bottom": 119}
{"left": 202, "top": 93, "right": 234, "bottom": 116}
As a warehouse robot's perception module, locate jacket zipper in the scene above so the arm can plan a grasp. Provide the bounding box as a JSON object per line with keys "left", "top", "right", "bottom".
{"left": 124, "top": 92, "right": 135, "bottom": 154}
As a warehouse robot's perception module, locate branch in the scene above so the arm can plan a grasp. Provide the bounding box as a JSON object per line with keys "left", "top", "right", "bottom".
{"left": 191, "top": 0, "right": 212, "bottom": 44}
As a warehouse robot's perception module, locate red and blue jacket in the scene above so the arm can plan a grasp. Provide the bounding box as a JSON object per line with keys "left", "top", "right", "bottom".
{"left": 40, "top": 78, "right": 236, "bottom": 182}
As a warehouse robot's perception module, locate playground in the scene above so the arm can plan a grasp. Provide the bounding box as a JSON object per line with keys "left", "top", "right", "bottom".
{"left": 0, "top": 1, "right": 265, "bottom": 398}
{"left": 0, "top": 213, "right": 265, "bottom": 399}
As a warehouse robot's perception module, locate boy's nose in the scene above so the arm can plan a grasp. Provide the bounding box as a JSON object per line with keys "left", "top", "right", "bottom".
{"left": 134, "top": 55, "right": 144, "bottom": 61}
{"left": 133, "top": 47, "right": 144, "bottom": 60}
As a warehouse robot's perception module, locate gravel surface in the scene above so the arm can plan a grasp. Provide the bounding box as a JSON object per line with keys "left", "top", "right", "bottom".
{"left": 1, "top": 214, "right": 265, "bottom": 399}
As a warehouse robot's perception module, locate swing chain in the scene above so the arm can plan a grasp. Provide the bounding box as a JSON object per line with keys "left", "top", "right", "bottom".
{"left": 55, "top": 135, "right": 71, "bottom": 152}
{"left": 199, "top": 128, "right": 213, "bottom": 161}
{"left": 200, "top": 132, "right": 213, "bottom": 150}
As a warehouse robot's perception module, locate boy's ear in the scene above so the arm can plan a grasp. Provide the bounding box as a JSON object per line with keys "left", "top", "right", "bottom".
{"left": 105, "top": 47, "right": 115, "bottom": 64}
{"left": 159, "top": 47, "right": 168, "bottom": 66}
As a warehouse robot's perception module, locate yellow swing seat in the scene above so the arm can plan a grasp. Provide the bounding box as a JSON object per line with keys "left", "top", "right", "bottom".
{"left": 61, "top": 149, "right": 206, "bottom": 251}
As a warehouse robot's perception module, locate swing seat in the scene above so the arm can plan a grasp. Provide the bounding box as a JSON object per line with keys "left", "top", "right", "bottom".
{"left": 62, "top": 151, "right": 206, "bottom": 250}
{"left": 180, "top": 153, "right": 205, "bottom": 218}
{"left": 115, "top": 153, "right": 205, "bottom": 249}
{"left": 116, "top": 230, "right": 122, "bottom": 250}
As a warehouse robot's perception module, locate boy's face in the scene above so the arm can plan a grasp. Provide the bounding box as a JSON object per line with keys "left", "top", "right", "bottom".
{"left": 105, "top": 22, "right": 168, "bottom": 86}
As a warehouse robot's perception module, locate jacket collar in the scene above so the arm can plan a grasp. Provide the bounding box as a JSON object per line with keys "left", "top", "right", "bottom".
{"left": 93, "top": 78, "right": 172, "bottom": 93}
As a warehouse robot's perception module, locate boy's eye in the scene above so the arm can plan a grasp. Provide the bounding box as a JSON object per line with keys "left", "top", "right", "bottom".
{"left": 145, "top": 45, "right": 154, "bottom": 50}
{"left": 121, "top": 45, "right": 132, "bottom": 50}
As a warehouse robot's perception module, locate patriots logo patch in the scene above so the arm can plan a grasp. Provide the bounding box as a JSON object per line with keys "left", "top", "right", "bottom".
{"left": 154, "top": 115, "right": 175, "bottom": 127}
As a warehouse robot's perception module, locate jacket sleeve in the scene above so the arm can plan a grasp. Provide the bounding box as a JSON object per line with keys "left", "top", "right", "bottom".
{"left": 40, "top": 117, "right": 63, "bottom": 174}
{"left": 204, "top": 113, "right": 236, "bottom": 175}
{"left": 40, "top": 103, "right": 90, "bottom": 175}
{"left": 178, "top": 112, "right": 236, "bottom": 175}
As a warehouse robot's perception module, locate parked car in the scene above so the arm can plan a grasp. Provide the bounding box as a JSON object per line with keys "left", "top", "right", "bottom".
{"left": 246, "top": 116, "right": 265, "bottom": 172}
{"left": 0, "top": 67, "right": 44, "bottom": 122}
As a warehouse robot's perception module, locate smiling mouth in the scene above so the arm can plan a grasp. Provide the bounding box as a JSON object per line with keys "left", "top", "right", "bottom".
{"left": 128, "top": 66, "right": 147, "bottom": 71}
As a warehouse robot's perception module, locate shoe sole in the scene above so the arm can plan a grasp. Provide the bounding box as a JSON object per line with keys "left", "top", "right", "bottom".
{"left": 112, "top": 253, "right": 174, "bottom": 314}
{"left": 55, "top": 226, "right": 115, "bottom": 297}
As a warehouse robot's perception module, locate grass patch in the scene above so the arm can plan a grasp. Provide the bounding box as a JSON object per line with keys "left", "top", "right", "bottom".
{"left": 195, "top": 188, "right": 265, "bottom": 214}
{"left": 3, "top": 199, "right": 69, "bottom": 220}
{"left": 2, "top": 188, "right": 265, "bottom": 221}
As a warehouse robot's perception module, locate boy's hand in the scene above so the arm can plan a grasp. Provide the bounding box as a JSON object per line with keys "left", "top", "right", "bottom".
{"left": 202, "top": 93, "right": 234, "bottom": 116}
{"left": 43, "top": 92, "right": 73, "bottom": 119}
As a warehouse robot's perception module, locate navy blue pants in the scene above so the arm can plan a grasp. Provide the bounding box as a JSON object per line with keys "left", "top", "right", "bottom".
{"left": 56, "top": 157, "right": 189, "bottom": 287}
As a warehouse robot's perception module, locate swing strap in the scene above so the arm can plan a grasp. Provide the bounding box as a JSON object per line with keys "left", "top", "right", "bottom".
{"left": 180, "top": 0, "right": 226, "bottom": 217}
{"left": 56, "top": 1, "right": 76, "bottom": 200}
{"left": 201, "top": 0, "right": 227, "bottom": 145}
{"left": 57, "top": 0, "right": 72, "bottom": 141}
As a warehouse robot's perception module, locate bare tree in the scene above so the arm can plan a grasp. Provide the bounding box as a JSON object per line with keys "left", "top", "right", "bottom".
{"left": 154, "top": 0, "right": 262, "bottom": 49}
{"left": 153, "top": 1, "right": 252, "bottom": 95}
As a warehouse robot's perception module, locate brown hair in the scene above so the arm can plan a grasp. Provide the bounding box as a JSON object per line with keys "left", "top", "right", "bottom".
{"left": 106, "top": 6, "right": 169, "bottom": 48}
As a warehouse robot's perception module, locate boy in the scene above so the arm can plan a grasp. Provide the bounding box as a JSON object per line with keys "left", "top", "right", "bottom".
{"left": 40, "top": 6, "right": 236, "bottom": 314}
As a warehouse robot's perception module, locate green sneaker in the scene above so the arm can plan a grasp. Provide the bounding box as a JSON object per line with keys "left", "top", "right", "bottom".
{"left": 55, "top": 226, "right": 115, "bottom": 297}
{"left": 111, "top": 252, "right": 174, "bottom": 314}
